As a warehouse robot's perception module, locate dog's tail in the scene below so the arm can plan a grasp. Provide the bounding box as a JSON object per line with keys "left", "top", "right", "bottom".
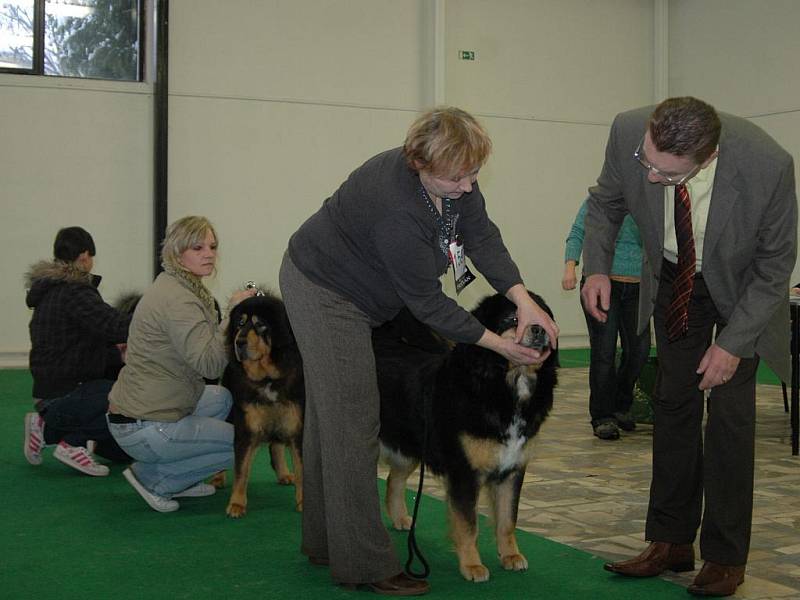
{"left": 114, "top": 291, "right": 143, "bottom": 316}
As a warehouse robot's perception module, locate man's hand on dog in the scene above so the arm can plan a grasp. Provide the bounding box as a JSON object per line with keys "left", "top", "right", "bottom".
{"left": 581, "top": 273, "right": 611, "bottom": 323}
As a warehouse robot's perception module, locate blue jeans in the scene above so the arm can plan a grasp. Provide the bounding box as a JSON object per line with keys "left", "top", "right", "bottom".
{"left": 580, "top": 278, "right": 651, "bottom": 425}
{"left": 108, "top": 385, "right": 234, "bottom": 496}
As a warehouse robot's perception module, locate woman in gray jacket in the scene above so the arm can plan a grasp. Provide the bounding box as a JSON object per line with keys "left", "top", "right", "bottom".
{"left": 280, "top": 107, "right": 559, "bottom": 595}
{"left": 107, "top": 216, "right": 254, "bottom": 512}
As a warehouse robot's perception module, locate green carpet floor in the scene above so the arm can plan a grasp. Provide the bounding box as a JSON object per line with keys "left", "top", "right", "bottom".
{"left": 0, "top": 369, "right": 690, "bottom": 599}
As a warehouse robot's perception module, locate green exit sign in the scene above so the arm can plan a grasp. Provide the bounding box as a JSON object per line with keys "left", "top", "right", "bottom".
{"left": 459, "top": 50, "right": 475, "bottom": 61}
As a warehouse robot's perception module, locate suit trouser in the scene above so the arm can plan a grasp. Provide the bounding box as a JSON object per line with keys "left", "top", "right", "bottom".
{"left": 646, "top": 260, "right": 757, "bottom": 565}
{"left": 279, "top": 253, "right": 400, "bottom": 584}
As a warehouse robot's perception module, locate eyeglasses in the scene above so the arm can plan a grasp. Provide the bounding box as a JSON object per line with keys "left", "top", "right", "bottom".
{"left": 633, "top": 137, "right": 700, "bottom": 186}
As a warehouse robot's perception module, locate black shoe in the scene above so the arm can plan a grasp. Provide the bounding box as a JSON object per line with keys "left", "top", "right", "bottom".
{"left": 593, "top": 420, "right": 620, "bottom": 440}
{"left": 613, "top": 411, "right": 636, "bottom": 432}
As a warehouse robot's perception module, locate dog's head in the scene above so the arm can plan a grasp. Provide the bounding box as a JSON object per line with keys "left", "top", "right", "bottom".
{"left": 472, "top": 291, "right": 554, "bottom": 345}
{"left": 227, "top": 292, "right": 296, "bottom": 383}
{"left": 470, "top": 291, "right": 556, "bottom": 371}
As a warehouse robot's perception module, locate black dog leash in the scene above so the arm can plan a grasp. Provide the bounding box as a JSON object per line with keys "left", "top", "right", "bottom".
{"left": 404, "top": 406, "right": 430, "bottom": 580}
{"left": 404, "top": 461, "right": 430, "bottom": 579}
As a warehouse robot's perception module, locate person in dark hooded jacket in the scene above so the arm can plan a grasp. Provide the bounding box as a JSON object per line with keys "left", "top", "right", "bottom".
{"left": 24, "top": 226, "right": 131, "bottom": 476}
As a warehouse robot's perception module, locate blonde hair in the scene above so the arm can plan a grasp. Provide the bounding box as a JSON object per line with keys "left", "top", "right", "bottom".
{"left": 161, "top": 215, "right": 218, "bottom": 274}
{"left": 403, "top": 106, "right": 492, "bottom": 176}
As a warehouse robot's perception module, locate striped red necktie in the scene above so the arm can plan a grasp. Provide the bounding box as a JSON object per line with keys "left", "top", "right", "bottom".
{"left": 665, "top": 183, "right": 695, "bottom": 340}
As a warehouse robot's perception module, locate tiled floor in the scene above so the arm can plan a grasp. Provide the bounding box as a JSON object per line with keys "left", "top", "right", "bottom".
{"left": 388, "top": 367, "right": 800, "bottom": 599}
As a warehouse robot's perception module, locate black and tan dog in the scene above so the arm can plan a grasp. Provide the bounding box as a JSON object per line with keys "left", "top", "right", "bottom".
{"left": 219, "top": 292, "right": 305, "bottom": 518}
{"left": 373, "top": 292, "right": 558, "bottom": 582}
{"left": 220, "top": 290, "right": 557, "bottom": 584}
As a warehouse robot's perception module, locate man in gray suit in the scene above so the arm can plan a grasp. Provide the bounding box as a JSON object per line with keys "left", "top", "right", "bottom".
{"left": 581, "top": 97, "right": 796, "bottom": 597}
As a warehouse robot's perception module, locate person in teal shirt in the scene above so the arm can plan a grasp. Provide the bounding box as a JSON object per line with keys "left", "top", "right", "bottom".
{"left": 563, "top": 198, "right": 651, "bottom": 439}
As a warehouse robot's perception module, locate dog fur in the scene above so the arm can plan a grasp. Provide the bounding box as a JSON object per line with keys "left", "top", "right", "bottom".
{"left": 220, "top": 292, "right": 305, "bottom": 518}
{"left": 220, "top": 290, "right": 558, "bottom": 584}
{"left": 374, "top": 292, "right": 558, "bottom": 582}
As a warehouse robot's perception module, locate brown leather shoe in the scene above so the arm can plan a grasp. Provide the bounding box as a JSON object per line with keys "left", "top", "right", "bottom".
{"left": 687, "top": 561, "right": 745, "bottom": 596}
{"left": 342, "top": 573, "right": 430, "bottom": 596}
{"left": 604, "top": 541, "right": 695, "bottom": 577}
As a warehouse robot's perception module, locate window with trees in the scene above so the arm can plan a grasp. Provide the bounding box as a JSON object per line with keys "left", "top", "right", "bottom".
{"left": 0, "top": 0, "right": 142, "bottom": 81}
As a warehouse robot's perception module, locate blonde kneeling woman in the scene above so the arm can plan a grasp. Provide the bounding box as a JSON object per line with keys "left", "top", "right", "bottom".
{"left": 107, "top": 216, "right": 254, "bottom": 512}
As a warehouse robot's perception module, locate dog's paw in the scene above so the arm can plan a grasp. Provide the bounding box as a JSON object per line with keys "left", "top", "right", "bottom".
{"left": 226, "top": 503, "right": 247, "bottom": 519}
{"left": 500, "top": 553, "right": 528, "bottom": 571}
{"left": 460, "top": 564, "right": 490, "bottom": 583}
{"left": 391, "top": 515, "right": 413, "bottom": 531}
{"left": 276, "top": 473, "right": 295, "bottom": 485}
{"left": 209, "top": 471, "right": 226, "bottom": 489}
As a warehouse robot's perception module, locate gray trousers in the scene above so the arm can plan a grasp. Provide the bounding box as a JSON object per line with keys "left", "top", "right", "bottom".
{"left": 279, "top": 253, "right": 400, "bottom": 583}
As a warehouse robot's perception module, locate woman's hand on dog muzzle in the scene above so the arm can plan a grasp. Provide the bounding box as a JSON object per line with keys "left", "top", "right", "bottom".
{"left": 477, "top": 331, "right": 551, "bottom": 366}
{"left": 506, "top": 285, "right": 559, "bottom": 348}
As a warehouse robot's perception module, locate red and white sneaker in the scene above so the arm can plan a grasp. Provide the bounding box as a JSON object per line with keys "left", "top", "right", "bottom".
{"left": 53, "top": 441, "right": 110, "bottom": 477}
{"left": 24, "top": 412, "right": 45, "bottom": 465}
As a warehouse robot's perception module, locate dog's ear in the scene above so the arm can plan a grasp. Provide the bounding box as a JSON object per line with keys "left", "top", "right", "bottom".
{"left": 226, "top": 298, "right": 251, "bottom": 348}
{"left": 470, "top": 291, "right": 555, "bottom": 332}
{"left": 471, "top": 294, "right": 515, "bottom": 331}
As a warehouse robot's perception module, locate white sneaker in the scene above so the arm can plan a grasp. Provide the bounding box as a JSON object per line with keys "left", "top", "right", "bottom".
{"left": 24, "top": 412, "right": 45, "bottom": 465}
{"left": 53, "top": 441, "right": 110, "bottom": 476}
{"left": 173, "top": 482, "right": 216, "bottom": 498}
{"left": 123, "top": 468, "right": 179, "bottom": 513}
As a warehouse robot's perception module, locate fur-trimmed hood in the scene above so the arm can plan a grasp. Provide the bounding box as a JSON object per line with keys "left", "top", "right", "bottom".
{"left": 25, "top": 260, "right": 101, "bottom": 308}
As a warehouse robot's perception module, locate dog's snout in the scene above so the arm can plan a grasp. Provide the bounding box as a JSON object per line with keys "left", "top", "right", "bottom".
{"left": 234, "top": 326, "right": 261, "bottom": 362}
{"left": 520, "top": 325, "right": 535, "bottom": 348}
{"left": 520, "top": 325, "right": 548, "bottom": 352}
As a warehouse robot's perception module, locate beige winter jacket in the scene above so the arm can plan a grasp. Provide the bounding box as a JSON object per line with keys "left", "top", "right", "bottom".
{"left": 109, "top": 271, "right": 228, "bottom": 421}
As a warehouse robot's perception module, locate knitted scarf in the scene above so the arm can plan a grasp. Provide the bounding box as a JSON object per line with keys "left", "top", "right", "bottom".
{"left": 163, "top": 263, "right": 217, "bottom": 314}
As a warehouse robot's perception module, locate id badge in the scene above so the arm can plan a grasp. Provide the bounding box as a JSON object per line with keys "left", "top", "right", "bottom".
{"left": 448, "top": 235, "right": 476, "bottom": 294}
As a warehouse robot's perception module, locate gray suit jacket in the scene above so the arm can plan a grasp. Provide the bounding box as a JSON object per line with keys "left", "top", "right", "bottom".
{"left": 583, "top": 106, "right": 797, "bottom": 382}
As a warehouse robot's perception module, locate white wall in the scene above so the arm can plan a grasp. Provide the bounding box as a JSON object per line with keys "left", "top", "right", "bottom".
{"left": 2, "top": 0, "right": 800, "bottom": 366}
{"left": 166, "top": 0, "right": 433, "bottom": 302}
{"left": 165, "top": 0, "right": 654, "bottom": 348}
{"left": 0, "top": 76, "right": 153, "bottom": 367}
{"left": 669, "top": 0, "right": 800, "bottom": 285}
{"left": 443, "top": 0, "right": 654, "bottom": 343}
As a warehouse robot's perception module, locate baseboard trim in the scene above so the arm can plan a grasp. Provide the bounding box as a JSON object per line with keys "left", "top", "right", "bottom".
{"left": 558, "top": 334, "right": 589, "bottom": 349}
{"left": 0, "top": 352, "right": 28, "bottom": 369}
